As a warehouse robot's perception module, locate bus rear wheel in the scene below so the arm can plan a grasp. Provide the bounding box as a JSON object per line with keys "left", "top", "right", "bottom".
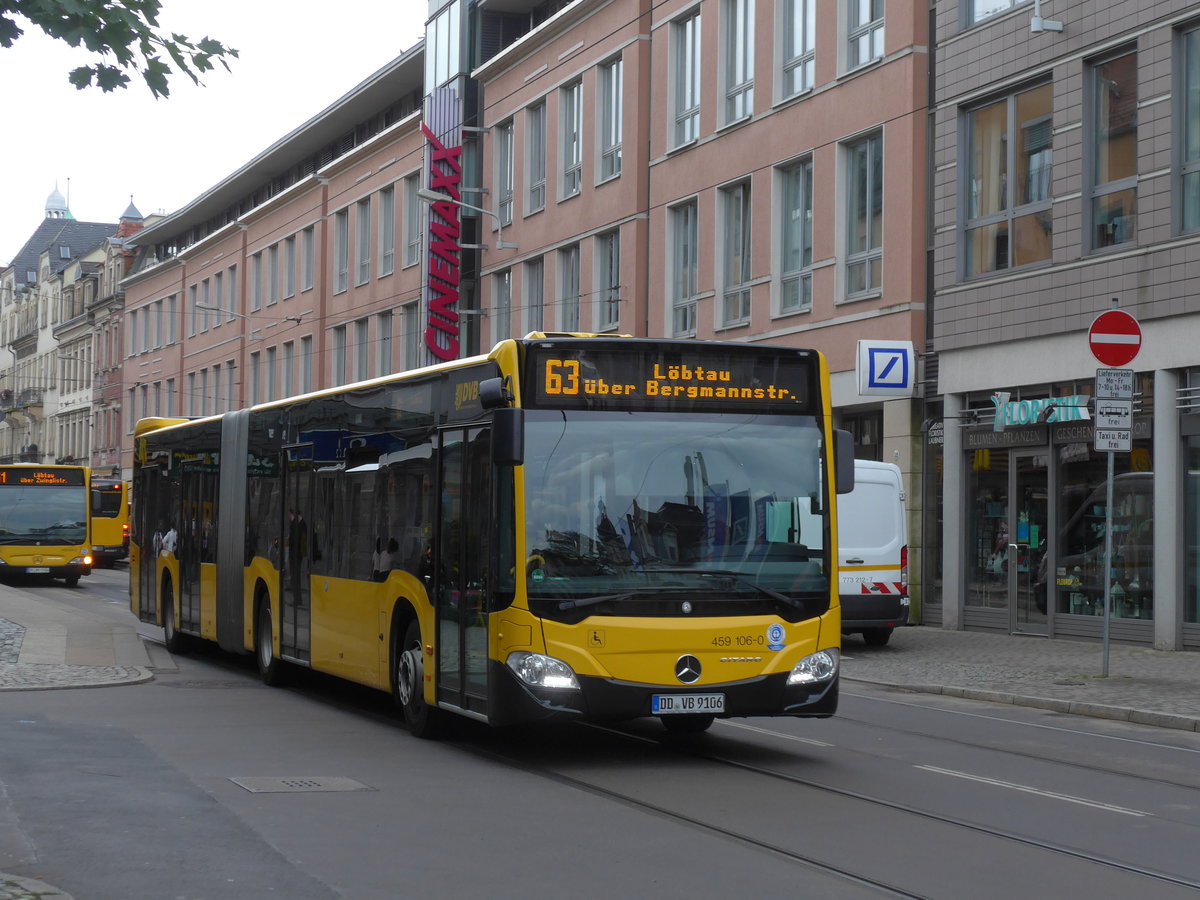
{"left": 396, "top": 620, "right": 441, "bottom": 739}
{"left": 661, "top": 714, "right": 715, "bottom": 735}
{"left": 256, "top": 602, "right": 285, "bottom": 686}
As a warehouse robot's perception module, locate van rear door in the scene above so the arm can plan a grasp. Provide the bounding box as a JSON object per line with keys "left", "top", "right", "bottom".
{"left": 837, "top": 462, "right": 908, "bottom": 646}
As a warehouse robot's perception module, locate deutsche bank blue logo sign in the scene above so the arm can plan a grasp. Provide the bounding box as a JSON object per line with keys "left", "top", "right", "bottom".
{"left": 856, "top": 340, "right": 915, "bottom": 397}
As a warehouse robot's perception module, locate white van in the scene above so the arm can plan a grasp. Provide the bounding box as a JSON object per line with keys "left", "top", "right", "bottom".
{"left": 837, "top": 460, "right": 908, "bottom": 646}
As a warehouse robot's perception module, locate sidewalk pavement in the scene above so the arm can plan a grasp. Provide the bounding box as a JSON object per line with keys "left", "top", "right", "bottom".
{"left": 2, "top": 583, "right": 1199, "bottom": 898}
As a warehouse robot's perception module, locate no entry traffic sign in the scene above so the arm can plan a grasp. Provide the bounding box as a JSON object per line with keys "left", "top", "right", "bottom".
{"left": 1088, "top": 310, "right": 1142, "bottom": 367}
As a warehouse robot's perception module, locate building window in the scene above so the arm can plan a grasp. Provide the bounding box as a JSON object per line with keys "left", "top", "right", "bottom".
{"left": 673, "top": 12, "right": 701, "bottom": 147}
{"left": 671, "top": 201, "right": 699, "bottom": 336}
{"left": 154, "top": 298, "right": 164, "bottom": 347}
{"left": 251, "top": 252, "right": 263, "bottom": 311}
{"left": 561, "top": 81, "right": 583, "bottom": 198}
{"left": 250, "top": 351, "right": 262, "bottom": 406}
{"left": 378, "top": 187, "right": 395, "bottom": 277}
{"left": 354, "top": 318, "right": 369, "bottom": 382}
{"left": 266, "top": 346, "right": 277, "bottom": 402}
{"left": 559, "top": 245, "right": 580, "bottom": 331}
{"left": 964, "top": 82, "right": 1053, "bottom": 277}
{"left": 596, "top": 230, "right": 620, "bottom": 330}
{"left": 282, "top": 342, "right": 295, "bottom": 397}
{"left": 226, "top": 265, "right": 238, "bottom": 321}
{"left": 527, "top": 102, "right": 547, "bottom": 213}
{"left": 723, "top": 0, "right": 753, "bottom": 123}
{"left": 968, "top": 0, "right": 1027, "bottom": 25}
{"left": 599, "top": 58, "right": 623, "bottom": 180}
{"left": 404, "top": 174, "right": 421, "bottom": 268}
{"left": 200, "top": 279, "right": 211, "bottom": 332}
{"left": 188, "top": 284, "right": 198, "bottom": 335}
{"left": 225, "top": 360, "right": 235, "bottom": 409}
{"left": 372, "top": 311, "right": 390, "bottom": 377}
{"left": 284, "top": 235, "right": 296, "bottom": 298}
{"left": 488, "top": 122, "right": 512, "bottom": 229}
{"left": 300, "top": 335, "right": 313, "bottom": 393}
{"left": 721, "top": 181, "right": 752, "bottom": 325}
{"left": 845, "top": 131, "right": 883, "bottom": 297}
{"left": 355, "top": 199, "right": 371, "bottom": 285}
{"left": 847, "top": 0, "right": 884, "bottom": 70}
{"left": 1184, "top": 28, "right": 1200, "bottom": 231}
{"left": 167, "top": 293, "right": 177, "bottom": 343}
{"left": 267, "top": 244, "right": 278, "bottom": 306}
{"left": 334, "top": 209, "right": 349, "bottom": 293}
{"left": 494, "top": 269, "right": 512, "bottom": 340}
{"left": 211, "top": 366, "right": 221, "bottom": 414}
{"left": 1090, "top": 50, "right": 1137, "bottom": 250}
{"left": 332, "top": 325, "right": 347, "bottom": 386}
{"left": 186, "top": 373, "right": 196, "bottom": 416}
{"left": 401, "top": 302, "right": 419, "bottom": 370}
{"left": 526, "top": 257, "right": 544, "bottom": 332}
{"left": 302, "top": 227, "right": 315, "bottom": 290}
{"left": 782, "top": 0, "right": 815, "bottom": 98}
{"left": 780, "top": 159, "right": 814, "bottom": 314}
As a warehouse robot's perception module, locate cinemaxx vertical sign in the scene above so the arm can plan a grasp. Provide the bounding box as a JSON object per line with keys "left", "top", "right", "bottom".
{"left": 422, "top": 122, "right": 463, "bottom": 361}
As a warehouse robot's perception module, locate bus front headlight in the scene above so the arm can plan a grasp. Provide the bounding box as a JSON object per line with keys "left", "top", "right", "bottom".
{"left": 506, "top": 651, "right": 580, "bottom": 690}
{"left": 787, "top": 648, "right": 839, "bottom": 685}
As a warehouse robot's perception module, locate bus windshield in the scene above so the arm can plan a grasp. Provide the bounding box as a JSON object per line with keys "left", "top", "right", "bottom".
{"left": 523, "top": 409, "right": 829, "bottom": 619}
{"left": 0, "top": 484, "right": 88, "bottom": 543}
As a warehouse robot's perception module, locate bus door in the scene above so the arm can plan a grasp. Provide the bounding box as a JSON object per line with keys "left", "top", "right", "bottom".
{"left": 280, "top": 444, "right": 314, "bottom": 663}
{"left": 135, "top": 465, "right": 164, "bottom": 622}
{"left": 179, "top": 460, "right": 205, "bottom": 633}
{"left": 434, "top": 426, "right": 491, "bottom": 717}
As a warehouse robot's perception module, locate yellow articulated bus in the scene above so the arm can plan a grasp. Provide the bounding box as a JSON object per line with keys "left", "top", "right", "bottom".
{"left": 89, "top": 477, "right": 130, "bottom": 567}
{"left": 130, "top": 336, "right": 853, "bottom": 736}
{"left": 0, "top": 464, "right": 94, "bottom": 586}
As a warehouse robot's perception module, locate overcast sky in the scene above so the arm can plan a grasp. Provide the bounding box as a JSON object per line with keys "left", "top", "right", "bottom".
{"left": 1, "top": 1, "right": 427, "bottom": 266}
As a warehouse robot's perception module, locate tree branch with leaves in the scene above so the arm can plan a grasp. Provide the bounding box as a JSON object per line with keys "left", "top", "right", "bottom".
{"left": 0, "top": 0, "right": 238, "bottom": 98}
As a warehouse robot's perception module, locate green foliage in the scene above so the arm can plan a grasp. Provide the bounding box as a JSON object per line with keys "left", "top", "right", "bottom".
{"left": 0, "top": 0, "right": 237, "bottom": 98}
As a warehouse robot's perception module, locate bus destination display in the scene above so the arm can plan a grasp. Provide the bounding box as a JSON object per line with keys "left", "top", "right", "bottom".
{"left": 0, "top": 468, "right": 84, "bottom": 486}
{"left": 527, "top": 344, "right": 814, "bottom": 413}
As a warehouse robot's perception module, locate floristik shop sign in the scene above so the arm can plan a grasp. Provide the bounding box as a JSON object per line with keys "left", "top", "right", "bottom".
{"left": 991, "top": 392, "right": 1090, "bottom": 431}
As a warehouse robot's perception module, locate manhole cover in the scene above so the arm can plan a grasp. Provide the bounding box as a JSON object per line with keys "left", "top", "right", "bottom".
{"left": 230, "top": 776, "right": 375, "bottom": 793}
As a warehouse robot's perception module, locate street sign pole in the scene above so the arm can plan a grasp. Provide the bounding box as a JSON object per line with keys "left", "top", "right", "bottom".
{"left": 1089, "top": 299, "right": 1142, "bottom": 678}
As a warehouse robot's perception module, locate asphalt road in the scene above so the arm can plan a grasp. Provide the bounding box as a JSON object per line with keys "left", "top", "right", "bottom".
{"left": 2, "top": 568, "right": 1199, "bottom": 899}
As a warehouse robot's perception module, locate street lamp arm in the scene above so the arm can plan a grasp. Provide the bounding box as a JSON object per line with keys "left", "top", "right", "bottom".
{"left": 416, "top": 187, "right": 518, "bottom": 250}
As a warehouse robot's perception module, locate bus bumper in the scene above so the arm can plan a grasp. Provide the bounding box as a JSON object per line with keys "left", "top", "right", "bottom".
{"left": 489, "top": 660, "right": 838, "bottom": 726}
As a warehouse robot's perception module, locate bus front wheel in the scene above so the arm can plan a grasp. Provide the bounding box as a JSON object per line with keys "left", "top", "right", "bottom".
{"left": 396, "top": 620, "right": 441, "bottom": 739}
{"left": 162, "top": 580, "right": 186, "bottom": 654}
{"left": 256, "top": 601, "right": 285, "bottom": 686}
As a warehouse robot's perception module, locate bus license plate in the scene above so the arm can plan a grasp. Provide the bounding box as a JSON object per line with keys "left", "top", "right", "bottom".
{"left": 26, "top": 567, "right": 49, "bottom": 574}
{"left": 652, "top": 693, "right": 725, "bottom": 715}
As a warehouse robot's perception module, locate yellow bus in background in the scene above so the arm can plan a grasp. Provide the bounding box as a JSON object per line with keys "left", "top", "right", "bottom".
{"left": 0, "top": 464, "right": 94, "bottom": 586}
{"left": 131, "top": 336, "right": 853, "bottom": 737}
{"left": 90, "top": 477, "right": 130, "bottom": 567}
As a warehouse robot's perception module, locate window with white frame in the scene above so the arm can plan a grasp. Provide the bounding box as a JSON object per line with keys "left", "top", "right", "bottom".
{"left": 356, "top": 199, "right": 371, "bottom": 285}
{"left": 559, "top": 245, "right": 580, "bottom": 331}
{"left": 964, "top": 82, "right": 1053, "bottom": 277}
{"left": 154, "top": 297, "right": 164, "bottom": 346}
{"left": 721, "top": 181, "right": 752, "bottom": 325}
{"left": 266, "top": 346, "right": 277, "bottom": 401}
{"left": 332, "top": 325, "right": 347, "bottom": 386}
{"left": 334, "top": 209, "right": 349, "bottom": 293}
{"left": 723, "top": 0, "right": 754, "bottom": 123}
{"left": 561, "top": 81, "right": 583, "bottom": 198}
{"left": 1184, "top": 28, "right": 1200, "bottom": 232}
{"left": 200, "top": 278, "right": 211, "bottom": 331}
{"left": 526, "top": 257, "right": 544, "bottom": 332}
{"left": 494, "top": 269, "right": 512, "bottom": 340}
{"left": 379, "top": 186, "right": 395, "bottom": 277}
{"left": 284, "top": 235, "right": 296, "bottom": 297}
{"left": 968, "top": 0, "right": 1028, "bottom": 25}
{"left": 376, "top": 311, "right": 392, "bottom": 376}
{"left": 404, "top": 174, "right": 421, "bottom": 267}
{"left": 167, "top": 293, "right": 177, "bottom": 343}
{"left": 300, "top": 335, "right": 313, "bottom": 393}
{"left": 596, "top": 230, "right": 620, "bottom": 330}
{"left": 225, "top": 361, "right": 235, "bottom": 410}
{"left": 599, "top": 58, "right": 623, "bottom": 180}
{"left": 212, "top": 365, "right": 221, "bottom": 414}
{"left": 212, "top": 273, "right": 223, "bottom": 329}
{"left": 847, "top": 0, "right": 884, "bottom": 70}
{"left": 528, "top": 102, "right": 547, "bottom": 212}
{"left": 354, "top": 318, "right": 369, "bottom": 382}
{"left": 249, "top": 353, "right": 261, "bottom": 406}
{"left": 226, "top": 265, "right": 237, "bottom": 321}
{"left": 267, "top": 244, "right": 278, "bottom": 306}
{"left": 186, "top": 372, "right": 196, "bottom": 416}
{"left": 400, "top": 302, "right": 419, "bottom": 370}
{"left": 671, "top": 201, "right": 699, "bottom": 335}
{"left": 782, "top": 0, "right": 815, "bottom": 98}
{"left": 780, "top": 158, "right": 814, "bottom": 314}
{"left": 1089, "top": 50, "right": 1137, "bottom": 250}
{"left": 496, "top": 120, "right": 514, "bottom": 225}
{"left": 251, "top": 252, "right": 263, "bottom": 311}
{"left": 282, "top": 341, "right": 295, "bottom": 397}
{"left": 673, "top": 12, "right": 701, "bottom": 147}
{"left": 188, "top": 284, "right": 198, "bottom": 335}
{"left": 845, "top": 131, "right": 883, "bottom": 297}
{"left": 302, "top": 227, "right": 315, "bottom": 290}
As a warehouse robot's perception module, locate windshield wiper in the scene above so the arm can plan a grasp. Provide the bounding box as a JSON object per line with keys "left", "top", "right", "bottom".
{"left": 557, "top": 592, "right": 636, "bottom": 611}
{"left": 647, "top": 567, "right": 803, "bottom": 607}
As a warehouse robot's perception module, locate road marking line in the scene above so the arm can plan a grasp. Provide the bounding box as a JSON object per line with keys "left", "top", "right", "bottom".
{"left": 721, "top": 721, "right": 834, "bottom": 747}
{"left": 915, "top": 765, "right": 1147, "bottom": 816}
